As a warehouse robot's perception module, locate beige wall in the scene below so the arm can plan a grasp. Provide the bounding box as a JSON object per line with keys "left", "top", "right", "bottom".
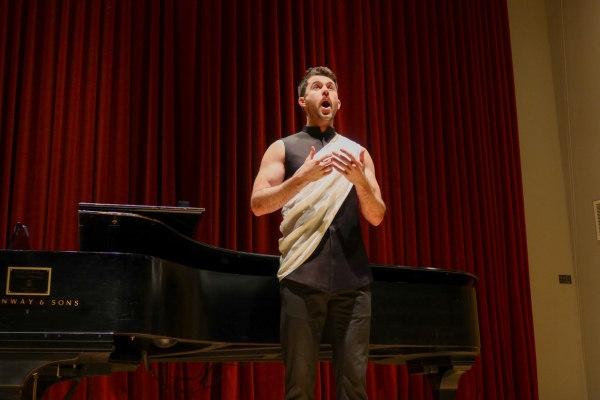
{"left": 545, "top": 0, "right": 600, "bottom": 398}
{"left": 507, "top": 0, "right": 587, "bottom": 398}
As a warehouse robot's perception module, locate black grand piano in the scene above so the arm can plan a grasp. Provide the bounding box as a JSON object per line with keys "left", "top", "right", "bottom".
{"left": 0, "top": 204, "right": 480, "bottom": 400}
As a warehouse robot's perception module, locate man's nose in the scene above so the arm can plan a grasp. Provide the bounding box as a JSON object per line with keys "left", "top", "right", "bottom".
{"left": 322, "top": 88, "right": 329, "bottom": 96}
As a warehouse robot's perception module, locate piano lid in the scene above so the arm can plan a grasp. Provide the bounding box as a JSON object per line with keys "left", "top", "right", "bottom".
{"left": 78, "top": 202, "right": 204, "bottom": 239}
{"left": 78, "top": 204, "right": 478, "bottom": 285}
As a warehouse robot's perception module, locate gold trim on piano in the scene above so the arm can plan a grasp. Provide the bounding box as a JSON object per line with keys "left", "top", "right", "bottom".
{"left": 6, "top": 266, "right": 52, "bottom": 296}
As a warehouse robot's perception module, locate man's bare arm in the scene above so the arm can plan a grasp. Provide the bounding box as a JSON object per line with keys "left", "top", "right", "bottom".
{"left": 331, "top": 148, "right": 386, "bottom": 226}
{"left": 251, "top": 141, "right": 334, "bottom": 216}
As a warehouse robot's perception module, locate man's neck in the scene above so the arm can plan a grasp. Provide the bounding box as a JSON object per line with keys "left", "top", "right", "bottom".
{"left": 305, "top": 120, "right": 334, "bottom": 133}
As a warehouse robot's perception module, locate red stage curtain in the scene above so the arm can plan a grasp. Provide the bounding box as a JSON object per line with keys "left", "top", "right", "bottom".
{"left": 0, "top": 0, "right": 538, "bottom": 399}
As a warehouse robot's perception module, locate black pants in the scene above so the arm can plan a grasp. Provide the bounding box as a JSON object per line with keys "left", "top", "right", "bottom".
{"left": 280, "top": 279, "right": 371, "bottom": 400}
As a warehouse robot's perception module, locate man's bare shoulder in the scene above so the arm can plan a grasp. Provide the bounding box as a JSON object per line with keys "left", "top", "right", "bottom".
{"left": 253, "top": 140, "right": 286, "bottom": 193}
{"left": 263, "top": 139, "right": 285, "bottom": 162}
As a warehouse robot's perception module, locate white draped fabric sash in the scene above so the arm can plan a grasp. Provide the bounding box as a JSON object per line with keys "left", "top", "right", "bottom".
{"left": 278, "top": 134, "right": 362, "bottom": 280}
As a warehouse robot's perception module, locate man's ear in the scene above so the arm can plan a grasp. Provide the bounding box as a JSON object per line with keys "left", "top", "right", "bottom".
{"left": 338, "top": 99, "right": 341, "bottom": 110}
{"left": 298, "top": 97, "right": 306, "bottom": 108}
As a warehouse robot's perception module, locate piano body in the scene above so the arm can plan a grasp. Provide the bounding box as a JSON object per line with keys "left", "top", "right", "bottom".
{"left": 0, "top": 204, "right": 480, "bottom": 400}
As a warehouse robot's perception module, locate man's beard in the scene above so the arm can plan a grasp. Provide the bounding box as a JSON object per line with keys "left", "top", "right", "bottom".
{"left": 307, "top": 104, "right": 336, "bottom": 125}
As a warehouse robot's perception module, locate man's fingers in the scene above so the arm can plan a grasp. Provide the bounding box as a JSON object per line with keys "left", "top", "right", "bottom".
{"left": 338, "top": 148, "right": 358, "bottom": 162}
{"left": 332, "top": 153, "right": 356, "bottom": 169}
{"left": 331, "top": 164, "right": 345, "bottom": 174}
{"left": 331, "top": 153, "right": 346, "bottom": 166}
{"left": 335, "top": 149, "right": 360, "bottom": 166}
{"left": 331, "top": 158, "right": 349, "bottom": 173}
{"left": 307, "top": 146, "right": 316, "bottom": 160}
{"left": 315, "top": 152, "right": 332, "bottom": 163}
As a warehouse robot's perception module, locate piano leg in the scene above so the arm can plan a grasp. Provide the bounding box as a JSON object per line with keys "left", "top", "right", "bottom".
{"left": 406, "top": 355, "right": 475, "bottom": 400}
{"left": 0, "top": 360, "right": 63, "bottom": 400}
{"left": 0, "top": 332, "right": 115, "bottom": 399}
{"left": 25, "top": 363, "right": 115, "bottom": 400}
{"left": 61, "top": 364, "right": 89, "bottom": 400}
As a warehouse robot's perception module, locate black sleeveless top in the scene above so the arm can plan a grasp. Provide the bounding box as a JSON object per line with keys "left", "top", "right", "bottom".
{"left": 280, "top": 126, "right": 372, "bottom": 293}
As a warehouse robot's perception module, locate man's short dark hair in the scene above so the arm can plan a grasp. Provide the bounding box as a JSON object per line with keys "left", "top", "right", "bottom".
{"left": 297, "top": 66, "right": 338, "bottom": 98}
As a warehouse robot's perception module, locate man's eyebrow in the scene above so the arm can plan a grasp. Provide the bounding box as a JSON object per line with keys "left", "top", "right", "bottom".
{"left": 311, "top": 80, "right": 336, "bottom": 88}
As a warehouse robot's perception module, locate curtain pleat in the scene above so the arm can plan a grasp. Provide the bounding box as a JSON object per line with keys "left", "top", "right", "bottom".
{"left": 0, "top": 0, "right": 538, "bottom": 399}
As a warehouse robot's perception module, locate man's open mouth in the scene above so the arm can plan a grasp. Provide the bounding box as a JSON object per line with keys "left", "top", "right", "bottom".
{"left": 321, "top": 100, "right": 331, "bottom": 109}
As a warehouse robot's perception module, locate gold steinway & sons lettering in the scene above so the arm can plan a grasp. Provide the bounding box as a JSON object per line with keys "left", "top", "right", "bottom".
{"left": 0, "top": 298, "right": 80, "bottom": 307}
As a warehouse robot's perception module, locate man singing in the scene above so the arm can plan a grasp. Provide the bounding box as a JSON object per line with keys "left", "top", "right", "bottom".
{"left": 251, "top": 66, "right": 386, "bottom": 399}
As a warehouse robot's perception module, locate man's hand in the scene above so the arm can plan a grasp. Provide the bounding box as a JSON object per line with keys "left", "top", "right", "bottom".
{"left": 331, "top": 147, "right": 386, "bottom": 226}
{"left": 331, "top": 148, "right": 369, "bottom": 187}
{"left": 297, "top": 146, "right": 334, "bottom": 183}
{"left": 251, "top": 143, "right": 333, "bottom": 216}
